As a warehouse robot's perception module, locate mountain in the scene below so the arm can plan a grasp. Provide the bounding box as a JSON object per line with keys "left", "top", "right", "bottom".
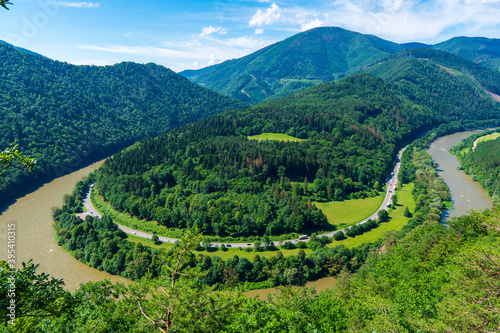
{"left": 180, "top": 27, "right": 500, "bottom": 104}
{"left": 0, "top": 41, "right": 247, "bottom": 205}
{"left": 432, "top": 36, "right": 500, "bottom": 71}
{"left": 362, "top": 48, "right": 500, "bottom": 122}
{"left": 93, "top": 46, "right": 500, "bottom": 239}
{"left": 180, "top": 27, "right": 406, "bottom": 104}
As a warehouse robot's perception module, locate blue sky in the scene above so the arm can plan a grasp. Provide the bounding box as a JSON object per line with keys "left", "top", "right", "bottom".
{"left": 2, "top": 0, "right": 500, "bottom": 72}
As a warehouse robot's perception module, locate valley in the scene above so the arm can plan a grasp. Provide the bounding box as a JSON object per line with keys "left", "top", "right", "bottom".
{"left": 2, "top": 18, "right": 500, "bottom": 331}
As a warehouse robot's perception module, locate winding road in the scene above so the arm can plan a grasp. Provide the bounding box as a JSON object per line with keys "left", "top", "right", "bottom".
{"left": 79, "top": 146, "right": 407, "bottom": 248}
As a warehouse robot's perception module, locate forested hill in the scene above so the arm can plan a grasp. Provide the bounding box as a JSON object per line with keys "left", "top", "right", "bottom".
{"left": 0, "top": 41, "right": 247, "bottom": 205}
{"left": 180, "top": 27, "right": 406, "bottom": 103}
{"left": 433, "top": 36, "right": 500, "bottom": 71}
{"left": 180, "top": 27, "right": 500, "bottom": 104}
{"left": 95, "top": 74, "right": 431, "bottom": 238}
{"left": 363, "top": 48, "right": 500, "bottom": 122}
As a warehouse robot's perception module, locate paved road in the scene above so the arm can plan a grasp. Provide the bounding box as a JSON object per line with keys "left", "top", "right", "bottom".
{"left": 80, "top": 146, "right": 407, "bottom": 248}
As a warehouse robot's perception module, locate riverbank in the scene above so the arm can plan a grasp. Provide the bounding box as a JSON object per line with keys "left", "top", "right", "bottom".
{"left": 0, "top": 159, "right": 130, "bottom": 292}
{"left": 427, "top": 130, "right": 493, "bottom": 220}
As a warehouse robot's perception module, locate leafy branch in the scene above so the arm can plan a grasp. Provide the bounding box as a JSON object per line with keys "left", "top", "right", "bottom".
{"left": 1, "top": 0, "right": 12, "bottom": 10}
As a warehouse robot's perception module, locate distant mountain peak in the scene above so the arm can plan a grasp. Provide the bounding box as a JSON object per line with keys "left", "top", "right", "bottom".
{"left": 180, "top": 27, "right": 500, "bottom": 104}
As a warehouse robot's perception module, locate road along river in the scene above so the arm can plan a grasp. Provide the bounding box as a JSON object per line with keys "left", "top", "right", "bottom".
{"left": 82, "top": 146, "right": 408, "bottom": 248}
{"left": 0, "top": 130, "right": 492, "bottom": 293}
{"left": 0, "top": 159, "right": 129, "bottom": 292}
{"left": 427, "top": 130, "right": 493, "bottom": 221}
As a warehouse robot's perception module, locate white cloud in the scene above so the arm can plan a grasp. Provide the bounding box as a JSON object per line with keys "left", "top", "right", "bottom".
{"left": 57, "top": 2, "right": 100, "bottom": 8}
{"left": 199, "top": 26, "right": 227, "bottom": 38}
{"left": 255, "top": 28, "right": 264, "bottom": 34}
{"left": 301, "top": 19, "right": 324, "bottom": 31}
{"left": 249, "top": 3, "right": 281, "bottom": 27}
{"left": 208, "top": 53, "right": 219, "bottom": 66}
{"left": 281, "top": 0, "right": 500, "bottom": 43}
{"left": 463, "top": 0, "right": 500, "bottom": 4}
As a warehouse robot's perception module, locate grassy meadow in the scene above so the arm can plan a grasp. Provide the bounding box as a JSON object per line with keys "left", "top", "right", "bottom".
{"left": 247, "top": 133, "right": 305, "bottom": 142}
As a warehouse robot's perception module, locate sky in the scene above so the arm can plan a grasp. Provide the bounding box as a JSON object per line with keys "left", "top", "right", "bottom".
{"left": 1, "top": 0, "right": 500, "bottom": 72}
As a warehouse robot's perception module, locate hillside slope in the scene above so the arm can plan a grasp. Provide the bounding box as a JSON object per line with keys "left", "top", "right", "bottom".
{"left": 363, "top": 48, "right": 500, "bottom": 122}
{"left": 93, "top": 74, "right": 432, "bottom": 238}
{"left": 180, "top": 27, "right": 406, "bottom": 103}
{"left": 180, "top": 27, "right": 500, "bottom": 104}
{"left": 0, "top": 42, "right": 247, "bottom": 205}
{"left": 432, "top": 36, "right": 500, "bottom": 71}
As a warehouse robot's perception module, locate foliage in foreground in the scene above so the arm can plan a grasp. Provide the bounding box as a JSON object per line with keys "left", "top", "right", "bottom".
{"left": 3, "top": 208, "right": 500, "bottom": 332}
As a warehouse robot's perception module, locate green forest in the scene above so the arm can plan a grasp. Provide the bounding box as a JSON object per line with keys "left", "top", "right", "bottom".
{"left": 4, "top": 197, "right": 499, "bottom": 332}
{"left": 0, "top": 42, "right": 246, "bottom": 204}
{"left": 3, "top": 21, "right": 500, "bottom": 332}
{"left": 92, "top": 74, "right": 433, "bottom": 239}
{"left": 49, "top": 119, "right": 454, "bottom": 287}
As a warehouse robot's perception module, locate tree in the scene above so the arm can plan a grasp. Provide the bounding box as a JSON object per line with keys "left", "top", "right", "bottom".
{"left": 334, "top": 231, "right": 346, "bottom": 241}
{"left": 0, "top": 144, "right": 36, "bottom": 191}
{"left": 1, "top": 0, "right": 12, "bottom": 10}
{"left": 391, "top": 194, "right": 398, "bottom": 207}
{"left": 151, "top": 234, "right": 161, "bottom": 245}
{"left": 403, "top": 206, "right": 412, "bottom": 218}
{"left": 0, "top": 260, "right": 72, "bottom": 329}
{"left": 123, "top": 229, "right": 246, "bottom": 332}
{"left": 378, "top": 209, "right": 389, "bottom": 222}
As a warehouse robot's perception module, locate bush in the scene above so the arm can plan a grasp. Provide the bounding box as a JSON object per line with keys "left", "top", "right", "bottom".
{"left": 281, "top": 241, "right": 296, "bottom": 250}
{"left": 296, "top": 241, "right": 307, "bottom": 249}
{"left": 334, "top": 231, "right": 346, "bottom": 241}
{"left": 151, "top": 234, "right": 162, "bottom": 245}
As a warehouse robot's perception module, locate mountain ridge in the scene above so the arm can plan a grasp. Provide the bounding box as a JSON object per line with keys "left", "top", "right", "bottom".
{"left": 0, "top": 42, "right": 247, "bottom": 205}
{"left": 180, "top": 27, "right": 500, "bottom": 103}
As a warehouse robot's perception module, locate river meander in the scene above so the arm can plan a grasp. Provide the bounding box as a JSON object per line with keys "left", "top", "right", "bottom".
{"left": 427, "top": 130, "right": 493, "bottom": 220}
{"left": 0, "top": 159, "right": 129, "bottom": 291}
{"left": 0, "top": 130, "right": 494, "bottom": 293}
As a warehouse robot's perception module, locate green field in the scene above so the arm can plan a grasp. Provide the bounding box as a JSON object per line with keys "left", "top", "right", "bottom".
{"left": 327, "top": 183, "right": 415, "bottom": 248}
{"left": 196, "top": 247, "right": 313, "bottom": 260}
{"left": 247, "top": 133, "right": 305, "bottom": 142}
{"left": 314, "top": 192, "right": 385, "bottom": 227}
{"left": 476, "top": 132, "right": 500, "bottom": 145}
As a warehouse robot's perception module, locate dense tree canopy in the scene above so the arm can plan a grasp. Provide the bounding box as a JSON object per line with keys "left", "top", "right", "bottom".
{"left": 0, "top": 42, "right": 246, "bottom": 204}
{"left": 93, "top": 74, "right": 432, "bottom": 238}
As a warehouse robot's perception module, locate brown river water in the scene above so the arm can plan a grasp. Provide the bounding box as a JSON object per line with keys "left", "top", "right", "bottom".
{"left": 0, "top": 130, "right": 493, "bottom": 294}
{"left": 427, "top": 130, "right": 493, "bottom": 220}
{"left": 0, "top": 159, "right": 129, "bottom": 291}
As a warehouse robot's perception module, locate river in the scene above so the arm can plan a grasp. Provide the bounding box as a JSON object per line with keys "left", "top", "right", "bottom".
{"left": 0, "top": 159, "right": 129, "bottom": 292}
{"left": 0, "top": 130, "right": 493, "bottom": 293}
{"left": 427, "top": 130, "right": 493, "bottom": 220}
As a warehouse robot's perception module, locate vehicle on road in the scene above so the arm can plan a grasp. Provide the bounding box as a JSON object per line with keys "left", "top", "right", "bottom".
{"left": 298, "top": 235, "right": 308, "bottom": 240}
